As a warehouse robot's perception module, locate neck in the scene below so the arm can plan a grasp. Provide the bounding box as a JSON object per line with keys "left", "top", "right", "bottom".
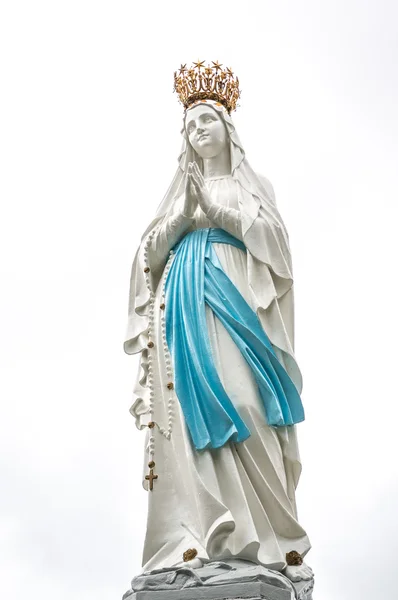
{"left": 202, "top": 147, "right": 231, "bottom": 179}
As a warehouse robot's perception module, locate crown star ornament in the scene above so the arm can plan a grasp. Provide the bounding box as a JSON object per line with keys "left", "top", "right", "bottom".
{"left": 174, "top": 60, "right": 241, "bottom": 114}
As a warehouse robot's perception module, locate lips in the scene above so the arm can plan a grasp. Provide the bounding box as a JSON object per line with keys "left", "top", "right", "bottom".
{"left": 198, "top": 134, "right": 209, "bottom": 141}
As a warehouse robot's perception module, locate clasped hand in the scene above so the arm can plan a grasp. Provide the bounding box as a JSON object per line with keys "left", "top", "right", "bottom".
{"left": 183, "top": 162, "right": 213, "bottom": 217}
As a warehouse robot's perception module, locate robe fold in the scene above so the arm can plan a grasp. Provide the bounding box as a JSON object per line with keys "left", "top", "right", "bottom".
{"left": 125, "top": 173, "right": 311, "bottom": 571}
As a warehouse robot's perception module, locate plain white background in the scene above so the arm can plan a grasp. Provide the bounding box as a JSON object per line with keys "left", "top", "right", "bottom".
{"left": 1, "top": 1, "right": 397, "bottom": 598}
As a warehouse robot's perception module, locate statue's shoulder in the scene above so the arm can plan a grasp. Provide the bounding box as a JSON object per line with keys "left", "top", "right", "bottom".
{"left": 256, "top": 173, "right": 276, "bottom": 203}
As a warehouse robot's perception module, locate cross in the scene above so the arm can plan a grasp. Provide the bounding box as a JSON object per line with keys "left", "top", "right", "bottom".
{"left": 145, "top": 466, "right": 158, "bottom": 491}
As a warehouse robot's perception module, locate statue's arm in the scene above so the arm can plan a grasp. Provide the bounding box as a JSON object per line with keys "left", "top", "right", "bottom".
{"left": 153, "top": 211, "right": 193, "bottom": 252}
{"left": 205, "top": 203, "right": 243, "bottom": 240}
{"left": 146, "top": 201, "right": 194, "bottom": 275}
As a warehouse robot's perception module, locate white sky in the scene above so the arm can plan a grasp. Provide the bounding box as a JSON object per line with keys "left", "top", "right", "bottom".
{"left": 1, "top": 1, "right": 398, "bottom": 599}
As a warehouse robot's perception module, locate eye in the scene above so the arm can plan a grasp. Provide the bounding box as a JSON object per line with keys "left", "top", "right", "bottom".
{"left": 187, "top": 123, "right": 195, "bottom": 134}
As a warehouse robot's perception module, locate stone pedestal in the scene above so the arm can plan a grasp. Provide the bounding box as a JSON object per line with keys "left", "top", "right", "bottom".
{"left": 123, "top": 560, "right": 314, "bottom": 600}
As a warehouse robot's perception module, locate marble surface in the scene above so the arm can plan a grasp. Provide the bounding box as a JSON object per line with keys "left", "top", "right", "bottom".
{"left": 125, "top": 98, "right": 311, "bottom": 573}
{"left": 122, "top": 560, "right": 314, "bottom": 600}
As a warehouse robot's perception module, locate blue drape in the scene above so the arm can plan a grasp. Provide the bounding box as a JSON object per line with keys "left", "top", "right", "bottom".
{"left": 165, "top": 228, "right": 304, "bottom": 450}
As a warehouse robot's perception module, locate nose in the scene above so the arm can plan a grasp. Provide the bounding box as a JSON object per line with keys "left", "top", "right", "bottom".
{"left": 197, "top": 125, "right": 205, "bottom": 134}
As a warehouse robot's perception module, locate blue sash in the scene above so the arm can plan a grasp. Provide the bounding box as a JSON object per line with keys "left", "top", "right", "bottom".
{"left": 165, "top": 228, "right": 304, "bottom": 450}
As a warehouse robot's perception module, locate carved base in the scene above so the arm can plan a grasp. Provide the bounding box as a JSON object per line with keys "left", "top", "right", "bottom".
{"left": 123, "top": 560, "right": 314, "bottom": 600}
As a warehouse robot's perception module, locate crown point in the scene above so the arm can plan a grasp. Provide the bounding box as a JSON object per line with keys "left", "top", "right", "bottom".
{"left": 193, "top": 59, "right": 205, "bottom": 70}
{"left": 212, "top": 60, "right": 223, "bottom": 71}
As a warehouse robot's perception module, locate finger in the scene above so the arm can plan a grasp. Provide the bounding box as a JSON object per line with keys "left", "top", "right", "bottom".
{"left": 194, "top": 165, "right": 205, "bottom": 188}
{"left": 194, "top": 161, "right": 203, "bottom": 178}
{"left": 191, "top": 176, "right": 199, "bottom": 191}
{"left": 193, "top": 161, "right": 203, "bottom": 179}
{"left": 191, "top": 181, "right": 202, "bottom": 203}
{"left": 190, "top": 178, "right": 198, "bottom": 196}
{"left": 193, "top": 162, "right": 202, "bottom": 181}
{"left": 190, "top": 168, "right": 199, "bottom": 186}
{"left": 192, "top": 169, "right": 202, "bottom": 187}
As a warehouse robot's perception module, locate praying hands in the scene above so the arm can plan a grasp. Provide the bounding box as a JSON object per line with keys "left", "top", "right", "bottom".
{"left": 186, "top": 161, "right": 214, "bottom": 216}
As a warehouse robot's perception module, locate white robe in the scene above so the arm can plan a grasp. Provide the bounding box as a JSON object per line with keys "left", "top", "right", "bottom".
{"left": 129, "top": 175, "right": 311, "bottom": 571}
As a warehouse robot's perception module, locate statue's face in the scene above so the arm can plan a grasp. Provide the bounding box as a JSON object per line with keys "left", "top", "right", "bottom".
{"left": 185, "top": 104, "right": 228, "bottom": 159}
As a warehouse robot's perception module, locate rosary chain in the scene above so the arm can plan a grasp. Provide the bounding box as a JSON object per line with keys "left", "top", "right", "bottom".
{"left": 142, "top": 229, "right": 175, "bottom": 462}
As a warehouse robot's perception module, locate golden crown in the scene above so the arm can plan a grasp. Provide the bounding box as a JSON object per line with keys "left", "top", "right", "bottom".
{"left": 173, "top": 60, "right": 241, "bottom": 114}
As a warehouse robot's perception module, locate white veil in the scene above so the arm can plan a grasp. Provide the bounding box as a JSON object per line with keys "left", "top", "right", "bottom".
{"left": 125, "top": 100, "right": 302, "bottom": 393}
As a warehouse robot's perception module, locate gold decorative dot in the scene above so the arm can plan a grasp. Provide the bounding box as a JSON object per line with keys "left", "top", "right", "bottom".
{"left": 148, "top": 461, "right": 155, "bottom": 469}
{"left": 148, "top": 422, "right": 155, "bottom": 429}
{"left": 147, "top": 341, "right": 154, "bottom": 348}
{"left": 160, "top": 303, "right": 165, "bottom": 310}
{"left": 183, "top": 548, "right": 198, "bottom": 562}
{"left": 167, "top": 382, "right": 174, "bottom": 390}
{"left": 144, "top": 267, "right": 150, "bottom": 273}
{"left": 286, "top": 550, "right": 303, "bottom": 566}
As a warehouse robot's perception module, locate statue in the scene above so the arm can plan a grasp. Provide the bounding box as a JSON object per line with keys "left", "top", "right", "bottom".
{"left": 124, "top": 61, "right": 314, "bottom": 599}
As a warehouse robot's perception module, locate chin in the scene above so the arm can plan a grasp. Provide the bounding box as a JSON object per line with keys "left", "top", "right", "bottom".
{"left": 195, "top": 141, "right": 212, "bottom": 151}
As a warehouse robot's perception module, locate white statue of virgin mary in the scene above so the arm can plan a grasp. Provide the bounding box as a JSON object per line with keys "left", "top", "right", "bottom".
{"left": 124, "top": 63, "right": 312, "bottom": 583}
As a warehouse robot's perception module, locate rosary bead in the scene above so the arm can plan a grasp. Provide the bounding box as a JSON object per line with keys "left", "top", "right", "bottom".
{"left": 141, "top": 226, "right": 175, "bottom": 449}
